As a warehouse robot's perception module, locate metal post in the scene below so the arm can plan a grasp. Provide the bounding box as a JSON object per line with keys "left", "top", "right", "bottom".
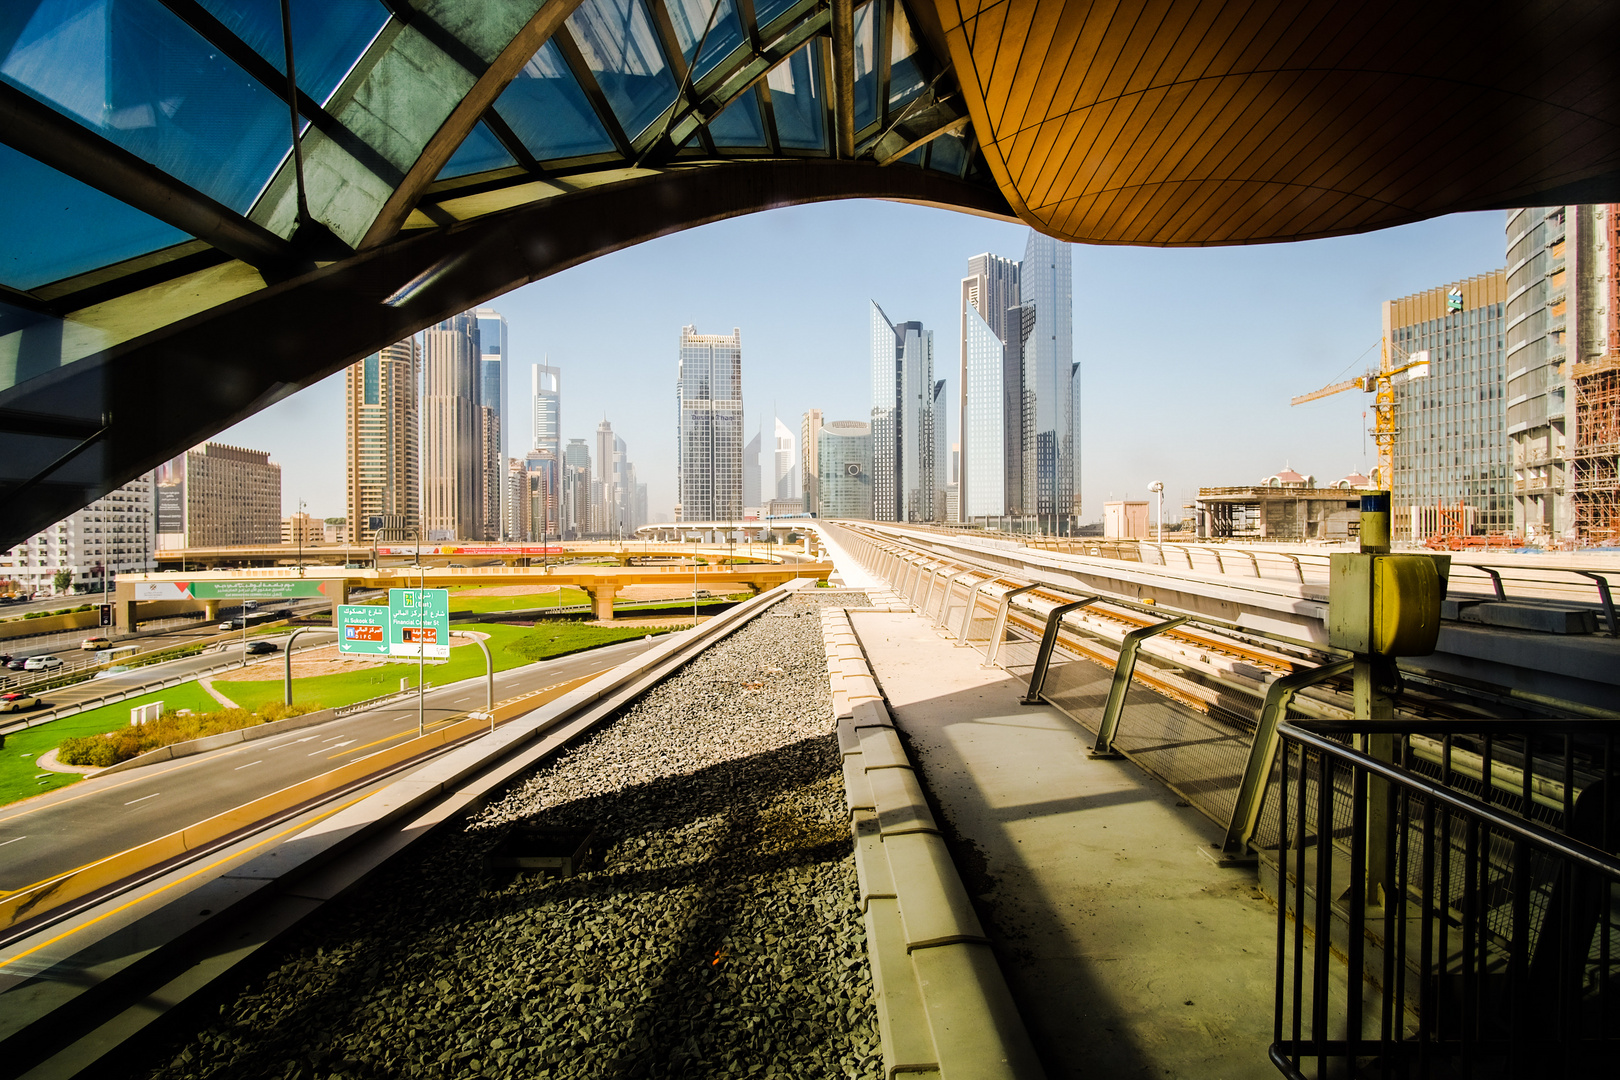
{"left": 417, "top": 565, "right": 425, "bottom": 739}
{"left": 1576, "top": 571, "right": 1616, "bottom": 636}
{"left": 283, "top": 626, "right": 336, "bottom": 706}
{"left": 935, "top": 570, "right": 969, "bottom": 626}
{"left": 459, "top": 632, "right": 495, "bottom": 734}
{"left": 984, "top": 583, "right": 1040, "bottom": 668}
{"left": 1022, "top": 597, "right": 1098, "bottom": 704}
{"left": 958, "top": 579, "right": 988, "bottom": 642}
{"left": 1478, "top": 566, "right": 1506, "bottom": 600}
{"left": 1220, "top": 659, "right": 1353, "bottom": 854}
{"left": 920, "top": 567, "right": 942, "bottom": 614}
{"left": 1093, "top": 616, "right": 1190, "bottom": 755}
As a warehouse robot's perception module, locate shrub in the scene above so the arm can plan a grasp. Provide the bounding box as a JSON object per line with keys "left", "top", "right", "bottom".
{"left": 57, "top": 700, "right": 321, "bottom": 768}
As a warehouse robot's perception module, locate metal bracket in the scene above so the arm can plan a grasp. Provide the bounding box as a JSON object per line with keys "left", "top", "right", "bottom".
{"left": 1022, "top": 597, "right": 1099, "bottom": 705}
{"left": 984, "top": 583, "right": 1040, "bottom": 668}
{"left": 934, "top": 570, "right": 969, "bottom": 625}
{"left": 957, "top": 579, "right": 988, "bottom": 643}
{"left": 919, "top": 566, "right": 943, "bottom": 612}
{"left": 1219, "top": 659, "right": 1354, "bottom": 855}
{"left": 1092, "top": 616, "right": 1190, "bottom": 756}
{"left": 1478, "top": 566, "right": 1506, "bottom": 600}
{"left": 1576, "top": 571, "right": 1616, "bottom": 636}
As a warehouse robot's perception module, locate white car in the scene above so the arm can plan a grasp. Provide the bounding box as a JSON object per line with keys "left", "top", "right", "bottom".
{"left": 23, "top": 655, "right": 63, "bottom": 671}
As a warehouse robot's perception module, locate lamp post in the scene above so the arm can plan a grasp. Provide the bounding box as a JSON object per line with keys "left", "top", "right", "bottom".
{"left": 1148, "top": 481, "right": 1164, "bottom": 546}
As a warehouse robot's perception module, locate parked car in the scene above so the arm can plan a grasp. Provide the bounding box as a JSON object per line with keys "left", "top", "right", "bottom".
{"left": 80, "top": 636, "right": 111, "bottom": 651}
{"left": 245, "top": 641, "right": 279, "bottom": 655}
{"left": 0, "top": 692, "right": 40, "bottom": 712}
{"left": 23, "top": 655, "right": 63, "bottom": 671}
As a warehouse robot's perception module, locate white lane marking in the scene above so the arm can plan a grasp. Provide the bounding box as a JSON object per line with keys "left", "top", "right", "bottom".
{"left": 124, "top": 792, "right": 161, "bottom": 805}
{"left": 0, "top": 836, "right": 25, "bottom": 847}
{"left": 327, "top": 740, "right": 355, "bottom": 750}
{"left": 292, "top": 735, "right": 318, "bottom": 744}
{"left": 234, "top": 760, "right": 263, "bottom": 770}
{"left": 321, "top": 734, "right": 347, "bottom": 743}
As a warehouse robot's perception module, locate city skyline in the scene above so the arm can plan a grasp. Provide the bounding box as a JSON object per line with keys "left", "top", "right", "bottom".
{"left": 213, "top": 200, "right": 1511, "bottom": 524}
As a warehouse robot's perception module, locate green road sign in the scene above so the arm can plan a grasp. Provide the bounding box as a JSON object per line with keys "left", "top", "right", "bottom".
{"left": 337, "top": 605, "right": 388, "bottom": 655}
{"left": 389, "top": 588, "right": 450, "bottom": 660}
{"left": 188, "top": 580, "right": 332, "bottom": 599}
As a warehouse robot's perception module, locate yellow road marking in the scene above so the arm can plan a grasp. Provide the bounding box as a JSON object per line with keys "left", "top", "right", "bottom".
{"left": 0, "top": 793, "right": 371, "bottom": 973}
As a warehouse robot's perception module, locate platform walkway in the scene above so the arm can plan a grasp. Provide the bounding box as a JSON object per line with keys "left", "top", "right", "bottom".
{"left": 849, "top": 609, "right": 1279, "bottom": 1079}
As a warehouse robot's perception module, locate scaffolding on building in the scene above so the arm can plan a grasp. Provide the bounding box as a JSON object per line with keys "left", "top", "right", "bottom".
{"left": 1573, "top": 353, "right": 1620, "bottom": 545}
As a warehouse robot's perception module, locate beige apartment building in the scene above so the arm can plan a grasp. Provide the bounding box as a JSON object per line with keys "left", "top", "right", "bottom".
{"left": 346, "top": 339, "right": 420, "bottom": 545}
{"left": 154, "top": 443, "right": 280, "bottom": 548}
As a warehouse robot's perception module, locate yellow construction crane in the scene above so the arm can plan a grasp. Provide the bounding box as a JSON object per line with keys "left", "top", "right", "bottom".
{"left": 1291, "top": 341, "right": 1430, "bottom": 490}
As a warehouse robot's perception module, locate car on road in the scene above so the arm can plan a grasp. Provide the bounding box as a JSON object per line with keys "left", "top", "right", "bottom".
{"left": 0, "top": 692, "right": 40, "bottom": 712}
{"left": 92, "top": 666, "right": 133, "bottom": 679}
{"left": 219, "top": 619, "right": 244, "bottom": 630}
{"left": 245, "top": 641, "right": 279, "bottom": 655}
{"left": 80, "top": 636, "right": 111, "bottom": 651}
{"left": 23, "top": 655, "right": 63, "bottom": 671}
{"left": 5, "top": 658, "right": 27, "bottom": 671}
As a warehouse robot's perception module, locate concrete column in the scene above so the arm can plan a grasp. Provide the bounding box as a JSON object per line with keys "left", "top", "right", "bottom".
{"left": 330, "top": 580, "right": 350, "bottom": 626}
{"left": 587, "top": 585, "right": 618, "bottom": 620}
{"left": 204, "top": 599, "right": 221, "bottom": 622}
{"left": 115, "top": 599, "right": 137, "bottom": 635}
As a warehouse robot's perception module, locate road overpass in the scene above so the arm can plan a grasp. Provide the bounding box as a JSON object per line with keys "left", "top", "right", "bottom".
{"left": 152, "top": 540, "right": 802, "bottom": 569}
{"left": 114, "top": 559, "right": 832, "bottom": 629}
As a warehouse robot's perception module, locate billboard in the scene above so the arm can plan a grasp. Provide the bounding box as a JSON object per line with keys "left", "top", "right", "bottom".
{"left": 154, "top": 455, "right": 185, "bottom": 534}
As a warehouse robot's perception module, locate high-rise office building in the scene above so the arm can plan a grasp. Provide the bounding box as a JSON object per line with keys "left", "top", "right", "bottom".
{"left": 532, "top": 363, "right": 561, "bottom": 458}
{"left": 1385, "top": 271, "right": 1510, "bottom": 538}
{"left": 595, "top": 419, "right": 615, "bottom": 537}
{"left": 870, "top": 302, "right": 937, "bottom": 522}
{"left": 474, "top": 308, "right": 507, "bottom": 539}
{"left": 153, "top": 443, "right": 280, "bottom": 547}
{"left": 742, "top": 428, "right": 761, "bottom": 509}
{"left": 421, "top": 314, "right": 484, "bottom": 540}
{"left": 800, "top": 409, "right": 823, "bottom": 516}
{"left": 676, "top": 325, "right": 744, "bottom": 521}
{"left": 563, "top": 438, "right": 591, "bottom": 539}
{"left": 1021, "top": 230, "right": 1077, "bottom": 531}
{"left": 959, "top": 253, "right": 1024, "bottom": 521}
{"left": 817, "top": 421, "right": 873, "bottom": 519}
{"left": 507, "top": 457, "right": 531, "bottom": 542}
{"left": 2, "top": 474, "right": 155, "bottom": 596}
{"left": 1504, "top": 205, "right": 1620, "bottom": 543}
{"left": 524, "top": 448, "right": 560, "bottom": 540}
{"left": 773, "top": 417, "right": 797, "bottom": 500}
{"left": 345, "top": 338, "right": 419, "bottom": 545}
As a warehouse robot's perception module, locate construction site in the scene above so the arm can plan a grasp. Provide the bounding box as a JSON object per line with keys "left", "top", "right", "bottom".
{"left": 1572, "top": 206, "right": 1620, "bottom": 544}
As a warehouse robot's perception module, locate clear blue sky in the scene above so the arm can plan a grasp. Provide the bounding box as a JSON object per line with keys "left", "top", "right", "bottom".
{"left": 219, "top": 199, "right": 1507, "bottom": 523}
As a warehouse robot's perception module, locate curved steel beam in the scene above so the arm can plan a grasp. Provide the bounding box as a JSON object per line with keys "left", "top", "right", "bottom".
{"left": 0, "top": 159, "right": 1012, "bottom": 550}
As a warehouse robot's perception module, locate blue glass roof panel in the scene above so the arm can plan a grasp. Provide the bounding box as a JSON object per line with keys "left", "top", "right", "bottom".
{"left": 566, "top": 0, "right": 680, "bottom": 140}
{"left": 437, "top": 121, "right": 517, "bottom": 179}
{"left": 665, "top": 0, "right": 745, "bottom": 80}
{"left": 765, "top": 43, "right": 825, "bottom": 151}
{"left": 887, "top": 3, "right": 926, "bottom": 109}
{"left": 495, "top": 40, "right": 616, "bottom": 161}
{"left": 852, "top": 1, "right": 878, "bottom": 130}
{"left": 707, "top": 85, "right": 765, "bottom": 147}
{"left": 752, "top": 0, "right": 800, "bottom": 31}
{"left": 928, "top": 131, "right": 966, "bottom": 176}
{"left": 0, "top": 0, "right": 297, "bottom": 214}
{"left": 0, "top": 142, "right": 189, "bottom": 290}
{"left": 192, "top": 0, "right": 389, "bottom": 106}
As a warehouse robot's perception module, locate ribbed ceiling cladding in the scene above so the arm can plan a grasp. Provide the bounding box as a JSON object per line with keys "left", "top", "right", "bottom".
{"left": 935, "top": 0, "right": 1620, "bottom": 245}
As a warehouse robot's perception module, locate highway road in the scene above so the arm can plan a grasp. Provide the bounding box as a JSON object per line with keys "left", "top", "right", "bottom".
{"left": 0, "top": 636, "right": 661, "bottom": 901}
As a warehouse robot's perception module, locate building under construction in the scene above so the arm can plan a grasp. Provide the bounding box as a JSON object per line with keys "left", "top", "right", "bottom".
{"left": 1572, "top": 204, "right": 1620, "bottom": 543}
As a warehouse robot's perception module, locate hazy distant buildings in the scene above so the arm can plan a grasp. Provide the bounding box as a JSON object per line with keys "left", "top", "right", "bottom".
{"left": 421, "top": 314, "right": 485, "bottom": 540}
{"left": 345, "top": 339, "right": 419, "bottom": 545}
{"left": 870, "top": 303, "right": 938, "bottom": 523}
{"left": 155, "top": 443, "right": 280, "bottom": 547}
{"left": 563, "top": 438, "right": 591, "bottom": 538}
{"left": 773, "top": 417, "right": 798, "bottom": 500}
{"left": 676, "top": 325, "right": 744, "bottom": 521}
{"left": 818, "top": 421, "right": 873, "bottom": 519}
{"left": 800, "top": 409, "right": 823, "bottom": 515}
{"left": 742, "top": 428, "right": 761, "bottom": 510}
{"left": 1386, "top": 272, "right": 1510, "bottom": 539}
{"left": 2, "top": 474, "right": 155, "bottom": 596}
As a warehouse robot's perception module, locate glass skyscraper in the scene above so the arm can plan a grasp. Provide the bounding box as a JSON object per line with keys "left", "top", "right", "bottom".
{"left": 676, "top": 325, "right": 744, "bottom": 521}
{"left": 474, "top": 308, "right": 507, "bottom": 539}
{"left": 345, "top": 338, "right": 418, "bottom": 544}
{"left": 421, "top": 314, "right": 484, "bottom": 540}
{"left": 818, "top": 421, "right": 873, "bottom": 519}
{"left": 1021, "top": 230, "right": 1077, "bottom": 531}
{"left": 1387, "top": 272, "right": 1510, "bottom": 537}
{"left": 532, "top": 363, "right": 561, "bottom": 458}
{"left": 870, "top": 303, "right": 937, "bottom": 522}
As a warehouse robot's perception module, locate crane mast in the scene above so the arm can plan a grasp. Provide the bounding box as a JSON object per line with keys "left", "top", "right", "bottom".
{"left": 1290, "top": 342, "right": 1429, "bottom": 490}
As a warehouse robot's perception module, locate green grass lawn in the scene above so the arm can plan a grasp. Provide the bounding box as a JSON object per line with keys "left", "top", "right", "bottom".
{"left": 215, "top": 621, "right": 671, "bottom": 713}
{"left": 447, "top": 586, "right": 590, "bottom": 615}
{"left": 0, "top": 681, "right": 218, "bottom": 806}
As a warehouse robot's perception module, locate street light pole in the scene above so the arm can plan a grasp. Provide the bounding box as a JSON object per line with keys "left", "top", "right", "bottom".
{"left": 1148, "top": 481, "right": 1165, "bottom": 546}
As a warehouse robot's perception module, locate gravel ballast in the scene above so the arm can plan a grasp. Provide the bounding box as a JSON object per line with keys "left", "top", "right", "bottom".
{"left": 141, "top": 590, "right": 879, "bottom": 1080}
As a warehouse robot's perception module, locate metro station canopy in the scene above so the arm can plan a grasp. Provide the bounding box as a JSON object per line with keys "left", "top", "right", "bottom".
{"left": 1, "top": 0, "right": 1617, "bottom": 548}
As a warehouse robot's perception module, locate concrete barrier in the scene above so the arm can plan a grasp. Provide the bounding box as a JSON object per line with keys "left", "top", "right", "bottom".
{"left": 821, "top": 605, "right": 1045, "bottom": 1080}
{"left": 90, "top": 709, "right": 340, "bottom": 777}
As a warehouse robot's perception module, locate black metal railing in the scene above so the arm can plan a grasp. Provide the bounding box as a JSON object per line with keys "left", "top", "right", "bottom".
{"left": 1272, "top": 721, "right": 1620, "bottom": 1078}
